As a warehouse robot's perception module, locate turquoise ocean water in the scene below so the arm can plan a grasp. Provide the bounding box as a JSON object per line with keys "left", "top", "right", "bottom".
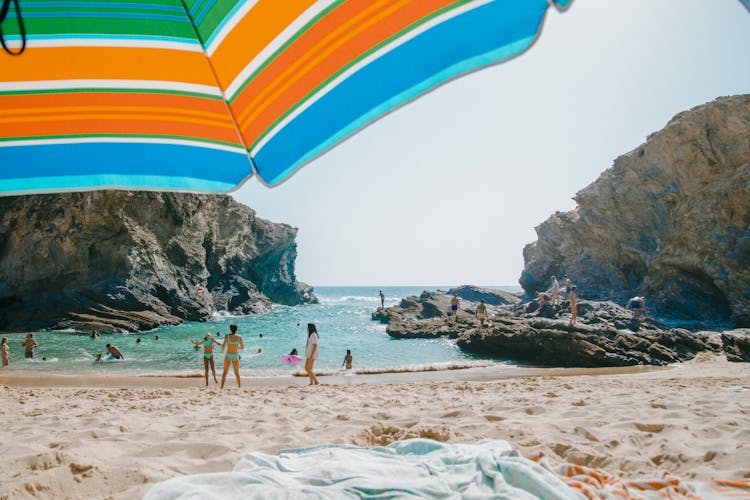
{"left": 0, "top": 286, "right": 521, "bottom": 377}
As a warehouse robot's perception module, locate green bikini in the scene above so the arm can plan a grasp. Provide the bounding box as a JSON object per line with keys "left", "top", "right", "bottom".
{"left": 225, "top": 336, "right": 240, "bottom": 361}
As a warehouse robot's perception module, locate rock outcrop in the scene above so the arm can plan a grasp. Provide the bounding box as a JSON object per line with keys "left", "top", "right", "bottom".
{"left": 371, "top": 286, "right": 519, "bottom": 325}
{"left": 374, "top": 290, "right": 743, "bottom": 367}
{"left": 520, "top": 95, "right": 750, "bottom": 327}
{"left": 0, "top": 192, "right": 316, "bottom": 332}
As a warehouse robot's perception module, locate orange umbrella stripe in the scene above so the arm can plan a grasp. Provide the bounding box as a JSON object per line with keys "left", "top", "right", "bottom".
{"left": 2, "top": 47, "right": 218, "bottom": 86}
{"left": 1, "top": 106, "right": 231, "bottom": 123}
{"left": 0, "top": 92, "right": 231, "bottom": 114}
{"left": 235, "top": 0, "right": 405, "bottom": 127}
{"left": 0, "top": 113, "right": 233, "bottom": 129}
{"left": 0, "top": 120, "right": 241, "bottom": 144}
{"left": 209, "top": 0, "right": 319, "bottom": 87}
{"left": 232, "top": 0, "right": 455, "bottom": 145}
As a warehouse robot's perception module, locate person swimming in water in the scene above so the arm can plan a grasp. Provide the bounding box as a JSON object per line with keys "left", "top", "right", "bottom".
{"left": 105, "top": 344, "right": 124, "bottom": 360}
{"left": 221, "top": 324, "right": 244, "bottom": 389}
{"left": 94, "top": 353, "right": 103, "bottom": 364}
{"left": 289, "top": 348, "right": 298, "bottom": 356}
{"left": 190, "top": 333, "right": 222, "bottom": 386}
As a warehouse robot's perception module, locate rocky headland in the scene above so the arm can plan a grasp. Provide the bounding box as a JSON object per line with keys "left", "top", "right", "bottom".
{"left": 520, "top": 95, "right": 750, "bottom": 328}
{"left": 0, "top": 192, "right": 316, "bottom": 332}
{"left": 373, "top": 287, "right": 750, "bottom": 366}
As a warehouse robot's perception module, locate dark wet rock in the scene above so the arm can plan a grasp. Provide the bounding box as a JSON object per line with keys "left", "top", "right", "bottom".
{"left": 446, "top": 285, "right": 521, "bottom": 306}
{"left": 376, "top": 290, "right": 727, "bottom": 366}
{"left": 0, "top": 192, "right": 316, "bottom": 332}
{"left": 520, "top": 95, "right": 750, "bottom": 327}
{"left": 372, "top": 287, "right": 510, "bottom": 325}
{"left": 721, "top": 329, "right": 750, "bottom": 362}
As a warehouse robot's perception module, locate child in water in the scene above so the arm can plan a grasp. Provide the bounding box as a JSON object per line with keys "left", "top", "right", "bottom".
{"left": 342, "top": 349, "right": 353, "bottom": 370}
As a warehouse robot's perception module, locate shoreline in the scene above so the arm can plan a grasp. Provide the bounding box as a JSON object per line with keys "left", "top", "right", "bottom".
{"left": 0, "top": 363, "right": 666, "bottom": 389}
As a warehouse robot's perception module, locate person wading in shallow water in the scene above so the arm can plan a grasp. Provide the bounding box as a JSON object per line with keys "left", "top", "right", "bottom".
{"left": 221, "top": 324, "right": 244, "bottom": 389}
{"left": 22, "top": 334, "right": 38, "bottom": 359}
{"left": 305, "top": 323, "right": 320, "bottom": 385}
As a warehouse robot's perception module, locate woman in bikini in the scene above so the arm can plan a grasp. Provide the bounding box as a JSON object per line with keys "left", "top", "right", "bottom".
{"left": 1, "top": 337, "right": 10, "bottom": 366}
{"left": 190, "top": 333, "right": 222, "bottom": 386}
{"left": 221, "top": 324, "right": 244, "bottom": 389}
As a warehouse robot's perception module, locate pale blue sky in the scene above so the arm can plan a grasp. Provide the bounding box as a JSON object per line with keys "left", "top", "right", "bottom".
{"left": 233, "top": 0, "right": 750, "bottom": 287}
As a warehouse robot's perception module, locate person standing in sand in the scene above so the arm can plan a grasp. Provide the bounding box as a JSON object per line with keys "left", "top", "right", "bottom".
{"left": 22, "top": 334, "right": 38, "bottom": 359}
{"left": 379, "top": 290, "right": 385, "bottom": 308}
{"left": 305, "top": 323, "right": 320, "bottom": 385}
{"left": 190, "top": 333, "right": 222, "bottom": 386}
{"left": 475, "top": 300, "right": 488, "bottom": 326}
{"left": 569, "top": 285, "right": 578, "bottom": 325}
{"left": 1, "top": 337, "right": 10, "bottom": 366}
{"left": 221, "top": 324, "right": 244, "bottom": 389}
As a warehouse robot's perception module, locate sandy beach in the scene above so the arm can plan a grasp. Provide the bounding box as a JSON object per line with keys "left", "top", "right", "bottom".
{"left": 1, "top": 353, "right": 748, "bottom": 499}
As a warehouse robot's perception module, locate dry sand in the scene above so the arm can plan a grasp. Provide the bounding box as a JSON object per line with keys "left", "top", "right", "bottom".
{"left": 1, "top": 353, "right": 748, "bottom": 499}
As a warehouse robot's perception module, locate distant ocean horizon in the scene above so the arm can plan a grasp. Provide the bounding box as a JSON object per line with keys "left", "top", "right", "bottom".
{"left": 1, "top": 285, "right": 523, "bottom": 377}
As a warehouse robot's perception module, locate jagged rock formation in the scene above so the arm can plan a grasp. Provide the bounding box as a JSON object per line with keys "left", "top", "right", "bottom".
{"left": 374, "top": 290, "right": 745, "bottom": 366}
{"left": 0, "top": 192, "right": 316, "bottom": 332}
{"left": 371, "top": 286, "right": 519, "bottom": 325}
{"left": 722, "top": 330, "right": 750, "bottom": 362}
{"left": 520, "top": 95, "right": 750, "bottom": 327}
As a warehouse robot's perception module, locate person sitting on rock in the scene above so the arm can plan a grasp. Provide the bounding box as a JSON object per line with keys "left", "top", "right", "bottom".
{"left": 536, "top": 291, "right": 549, "bottom": 306}
{"left": 475, "top": 300, "right": 488, "bottom": 326}
{"left": 626, "top": 296, "right": 648, "bottom": 319}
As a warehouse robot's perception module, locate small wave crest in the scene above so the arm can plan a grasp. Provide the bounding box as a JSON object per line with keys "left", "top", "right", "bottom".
{"left": 317, "top": 295, "right": 381, "bottom": 305}
{"left": 291, "top": 360, "right": 495, "bottom": 377}
{"left": 210, "top": 310, "right": 246, "bottom": 321}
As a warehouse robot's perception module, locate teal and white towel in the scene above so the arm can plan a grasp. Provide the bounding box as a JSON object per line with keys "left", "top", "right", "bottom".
{"left": 144, "top": 439, "right": 580, "bottom": 499}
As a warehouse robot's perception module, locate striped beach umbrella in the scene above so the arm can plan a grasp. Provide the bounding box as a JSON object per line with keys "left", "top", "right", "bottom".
{"left": 0, "top": 0, "right": 574, "bottom": 194}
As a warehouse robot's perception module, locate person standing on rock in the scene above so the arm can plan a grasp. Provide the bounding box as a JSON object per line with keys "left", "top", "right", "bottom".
{"left": 563, "top": 275, "right": 573, "bottom": 296}
{"left": 569, "top": 286, "right": 578, "bottom": 325}
{"left": 476, "top": 300, "right": 488, "bottom": 327}
{"left": 221, "top": 324, "right": 244, "bottom": 389}
{"left": 550, "top": 276, "right": 560, "bottom": 304}
{"left": 450, "top": 295, "right": 460, "bottom": 321}
{"left": 22, "top": 334, "right": 38, "bottom": 359}
{"left": 1, "top": 337, "right": 10, "bottom": 366}
{"left": 626, "top": 296, "right": 648, "bottom": 319}
{"left": 379, "top": 290, "right": 385, "bottom": 308}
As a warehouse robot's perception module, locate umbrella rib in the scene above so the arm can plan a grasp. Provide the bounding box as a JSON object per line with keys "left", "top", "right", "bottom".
{"left": 177, "top": 0, "right": 256, "bottom": 185}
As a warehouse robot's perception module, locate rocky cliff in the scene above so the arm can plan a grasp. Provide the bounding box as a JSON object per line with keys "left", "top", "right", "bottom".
{"left": 520, "top": 95, "right": 750, "bottom": 327}
{"left": 0, "top": 192, "right": 316, "bottom": 332}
